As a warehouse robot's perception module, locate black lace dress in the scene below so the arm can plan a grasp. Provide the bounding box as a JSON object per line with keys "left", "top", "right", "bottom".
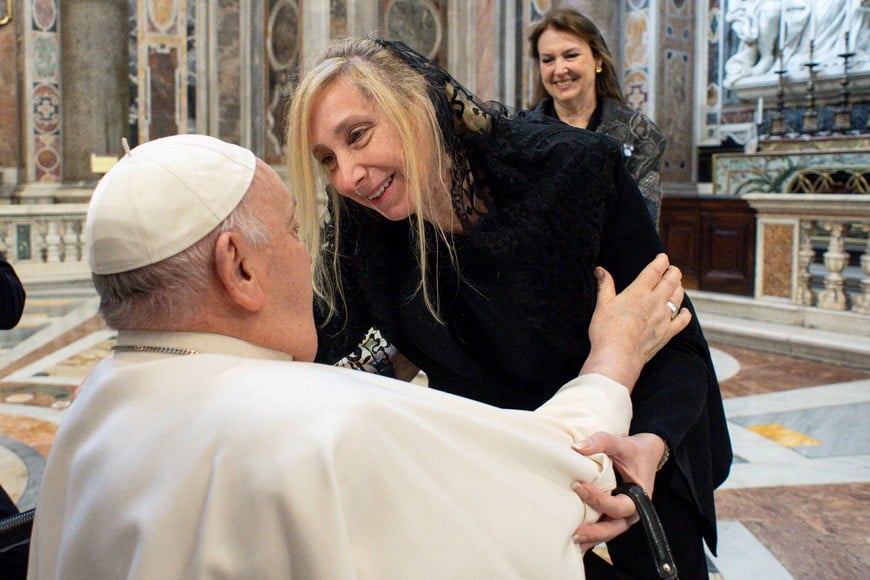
{"left": 315, "top": 39, "right": 731, "bottom": 578}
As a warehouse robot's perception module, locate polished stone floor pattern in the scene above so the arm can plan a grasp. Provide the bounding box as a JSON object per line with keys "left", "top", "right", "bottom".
{"left": 0, "top": 287, "right": 867, "bottom": 579}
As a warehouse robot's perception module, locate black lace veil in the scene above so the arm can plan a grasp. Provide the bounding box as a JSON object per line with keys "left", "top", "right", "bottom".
{"left": 372, "top": 38, "right": 508, "bottom": 232}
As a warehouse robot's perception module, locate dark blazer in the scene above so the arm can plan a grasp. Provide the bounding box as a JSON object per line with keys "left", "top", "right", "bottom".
{"left": 534, "top": 96, "right": 666, "bottom": 226}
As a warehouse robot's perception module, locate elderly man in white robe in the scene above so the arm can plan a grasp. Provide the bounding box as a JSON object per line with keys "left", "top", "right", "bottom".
{"left": 27, "top": 134, "right": 689, "bottom": 579}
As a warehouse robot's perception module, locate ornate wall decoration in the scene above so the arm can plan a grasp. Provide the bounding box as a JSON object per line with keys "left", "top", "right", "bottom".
{"left": 148, "top": 0, "right": 178, "bottom": 32}
{"left": 703, "top": 0, "right": 723, "bottom": 143}
{"left": 623, "top": 0, "right": 652, "bottom": 115}
{"left": 712, "top": 150, "right": 869, "bottom": 194}
{"left": 661, "top": 0, "right": 694, "bottom": 182}
{"left": 265, "top": 0, "right": 299, "bottom": 163}
{"left": 382, "top": 0, "right": 445, "bottom": 65}
{"left": 330, "top": 0, "right": 347, "bottom": 37}
{"left": 0, "top": 3, "right": 16, "bottom": 168}
{"left": 26, "top": 0, "right": 62, "bottom": 182}
{"left": 132, "top": 0, "right": 193, "bottom": 144}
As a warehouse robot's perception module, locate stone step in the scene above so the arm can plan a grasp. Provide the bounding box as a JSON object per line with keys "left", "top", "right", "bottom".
{"left": 691, "top": 291, "right": 870, "bottom": 370}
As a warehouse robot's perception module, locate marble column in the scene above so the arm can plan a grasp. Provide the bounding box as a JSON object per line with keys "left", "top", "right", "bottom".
{"left": 301, "top": 0, "right": 331, "bottom": 68}
{"left": 0, "top": 5, "right": 20, "bottom": 195}
{"left": 59, "top": 0, "right": 128, "bottom": 182}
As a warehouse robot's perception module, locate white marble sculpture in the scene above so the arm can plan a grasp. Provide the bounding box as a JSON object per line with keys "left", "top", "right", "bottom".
{"left": 724, "top": 0, "right": 869, "bottom": 88}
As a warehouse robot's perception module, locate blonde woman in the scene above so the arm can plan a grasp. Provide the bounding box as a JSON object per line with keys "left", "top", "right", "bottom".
{"left": 288, "top": 37, "right": 730, "bottom": 579}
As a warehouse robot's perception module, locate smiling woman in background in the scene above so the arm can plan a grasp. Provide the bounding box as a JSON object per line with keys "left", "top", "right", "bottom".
{"left": 526, "top": 9, "right": 666, "bottom": 228}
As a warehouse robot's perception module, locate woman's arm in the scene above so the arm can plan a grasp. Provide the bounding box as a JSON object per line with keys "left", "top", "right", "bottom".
{"left": 597, "top": 149, "right": 711, "bottom": 459}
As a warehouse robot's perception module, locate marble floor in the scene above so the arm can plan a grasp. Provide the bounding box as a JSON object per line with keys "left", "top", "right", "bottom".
{"left": 0, "top": 286, "right": 867, "bottom": 579}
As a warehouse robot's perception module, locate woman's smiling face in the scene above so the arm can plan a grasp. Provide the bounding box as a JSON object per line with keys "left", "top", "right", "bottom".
{"left": 309, "top": 76, "right": 416, "bottom": 222}
{"left": 537, "top": 27, "right": 601, "bottom": 110}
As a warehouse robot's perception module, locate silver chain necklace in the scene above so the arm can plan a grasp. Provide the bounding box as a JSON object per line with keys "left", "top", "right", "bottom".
{"left": 111, "top": 345, "right": 199, "bottom": 356}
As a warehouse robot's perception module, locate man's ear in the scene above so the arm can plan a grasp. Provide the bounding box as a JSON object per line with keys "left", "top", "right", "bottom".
{"left": 214, "top": 231, "right": 266, "bottom": 312}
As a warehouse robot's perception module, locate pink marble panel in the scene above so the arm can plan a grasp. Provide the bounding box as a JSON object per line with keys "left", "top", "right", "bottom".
{"left": 217, "top": 0, "right": 241, "bottom": 142}
{"left": 624, "top": 70, "right": 650, "bottom": 114}
{"left": 26, "top": 0, "right": 61, "bottom": 183}
{"left": 34, "top": 135, "right": 61, "bottom": 181}
{"left": 475, "top": 0, "right": 496, "bottom": 102}
{"left": 148, "top": 46, "right": 179, "bottom": 139}
{"left": 0, "top": 26, "right": 19, "bottom": 167}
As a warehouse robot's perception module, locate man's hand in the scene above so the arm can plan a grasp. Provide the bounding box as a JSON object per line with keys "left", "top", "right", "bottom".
{"left": 574, "top": 432, "right": 665, "bottom": 495}
{"left": 570, "top": 482, "right": 638, "bottom": 551}
{"left": 581, "top": 254, "right": 691, "bottom": 389}
{"left": 570, "top": 431, "right": 667, "bottom": 547}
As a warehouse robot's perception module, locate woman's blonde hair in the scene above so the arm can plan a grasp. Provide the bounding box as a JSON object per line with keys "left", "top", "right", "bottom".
{"left": 287, "top": 37, "right": 455, "bottom": 323}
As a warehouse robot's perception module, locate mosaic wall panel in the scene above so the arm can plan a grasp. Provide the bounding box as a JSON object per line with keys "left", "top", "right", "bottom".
{"left": 623, "top": 0, "right": 652, "bottom": 114}
{"left": 216, "top": 0, "right": 240, "bottom": 143}
{"left": 26, "top": 0, "right": 62, "bottom": 182}
{"left": 133, "top": 0, "right": 194, "bottom": 144}
{"left": 761, "top": 222, "right": 795, "bottom": 299}
{"left": 712, "top": 150, "right": 870, "bottom": 194}
{"left": 661, "top": 49, "right": 691, "bottom": 179}
{"left": 703, "top": 0, "right": 722, "bottom": 143}
{"left": 660, "top": 0, "right": 694, "bottom": 182}
{"left": 381, "top": 0, "right": 446, "bottom": 66}
{"left": 265, "top": 0, "right": 299, "bottom": 163}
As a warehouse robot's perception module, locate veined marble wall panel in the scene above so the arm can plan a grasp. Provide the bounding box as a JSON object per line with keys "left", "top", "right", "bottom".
{"left": 60, "top": 0, "right": 129, "bottom": 181}
{"left": 0, "top": 8, "right": 19, "bottom": 173}
{"left": 475, "top": 0, "right": 496, "bottom": 101}
{"left": 135, "top": 0, "right": 191, "bottom": 142}
{"left": 265, "top": 0, "right": 299, "bottom": 163}
{"left": 25, "top": 0, "right": 62, "bottom": 183}
{"left": 216, "top": 0, "right": 240, "bottom": 142}
{"left": 660, "top": 0, "right": 694, "bottom": 182}
{"left": 703, "top": 0, "right": 722, "bottom": 144}
{"left": 331, "top": 0, "right": 346, "bottom": 36}
{"left": 623, "top": 0, "right": 652, "bottom": 115}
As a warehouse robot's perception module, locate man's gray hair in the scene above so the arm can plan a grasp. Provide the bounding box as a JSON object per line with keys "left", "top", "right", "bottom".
{"left": 92, "top": 188, "right": 269, "bottom": 330}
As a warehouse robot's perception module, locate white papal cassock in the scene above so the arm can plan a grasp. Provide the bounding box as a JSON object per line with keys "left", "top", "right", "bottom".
{"left": 28, "top": 330, "right": 631, "bottom": 579}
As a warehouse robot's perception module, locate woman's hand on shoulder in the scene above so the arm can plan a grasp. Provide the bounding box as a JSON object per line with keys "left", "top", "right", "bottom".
{"left": 580, "top": 253, "right": 690, "bottom": 389}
